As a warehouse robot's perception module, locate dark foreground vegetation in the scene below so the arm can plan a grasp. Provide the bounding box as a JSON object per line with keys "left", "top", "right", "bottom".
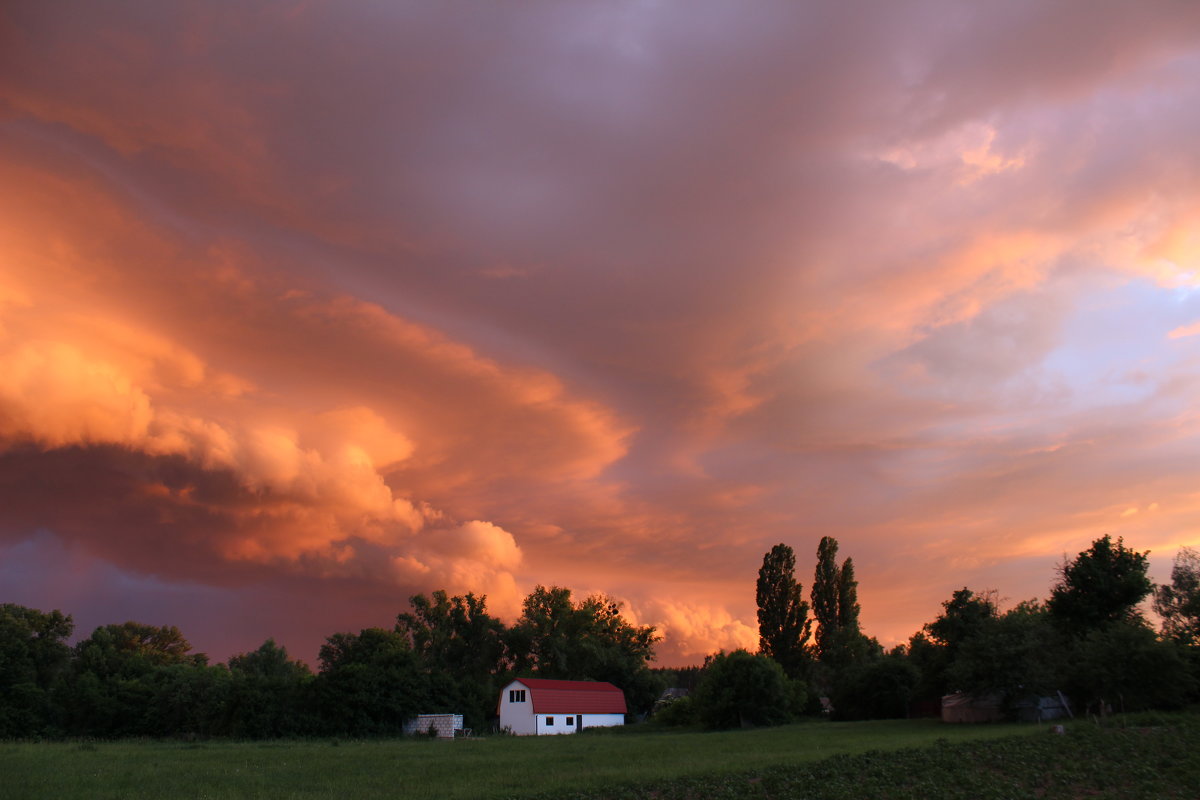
{"left": 2, "top": 713, "right": 1197, "bottom": 800}
{"left": 542, "top": 712, "right": 1200, "bottom": 800}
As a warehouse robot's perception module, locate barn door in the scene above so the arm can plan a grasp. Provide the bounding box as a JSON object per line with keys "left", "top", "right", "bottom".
{"left": 575, "top": 715, "right": 582, "bottom": 732}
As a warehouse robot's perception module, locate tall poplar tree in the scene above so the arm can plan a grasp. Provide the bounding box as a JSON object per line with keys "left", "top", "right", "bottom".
{"left": 836, "top": 557, "right": 861, "bottom": 634}
{"left": 811, "top": 536, "right": 842, "bottom": 662}
{"left": 755, "top": 544, "right": 812, "bottom": 677}
{"left": 811, "top": 537, "right": 869, "bottom": 667}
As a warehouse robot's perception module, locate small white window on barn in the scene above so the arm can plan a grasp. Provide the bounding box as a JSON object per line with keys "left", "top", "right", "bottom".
{"left": 546, "top": 716, "right": 555, "bottom": 725}
{"left": 509, "top": 689, "right": 526, "bottom": 703}
{"left": 566, "top": 716, "right": 574, "bottom": 726}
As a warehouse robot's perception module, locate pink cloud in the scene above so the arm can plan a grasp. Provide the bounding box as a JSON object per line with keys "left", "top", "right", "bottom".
{"left": 3, "top": 1, "right": 1200, "bottom": 664}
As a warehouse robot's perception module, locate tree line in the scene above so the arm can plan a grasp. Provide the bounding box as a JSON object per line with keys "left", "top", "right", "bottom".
{"left": 0, "top": 585, "right": 661, "bottom": 739}
{"left": 655, "top": 535, "right": 1200, "bottom": 728}
{"left": 4, "top": 535, "right": 1199, "bottom": 738}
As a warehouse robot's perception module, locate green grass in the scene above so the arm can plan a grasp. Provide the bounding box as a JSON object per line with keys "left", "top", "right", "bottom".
{"left": 0, "top": 718, "right": 1038, "bottom": 800}
{"left": 8, "top": 715, "right": 1199, "bottom": 800}
{"left": 554, "top": 712, "right": 1200, "bottom": 800}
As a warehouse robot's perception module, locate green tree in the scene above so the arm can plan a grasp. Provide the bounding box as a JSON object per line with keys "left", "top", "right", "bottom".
{"left": 141, "top": 661, "right": 231, "bottom": 738}
{"left": 905, "top": 629, "right": 951, "bottom": 706}
{"left": 926, "top": 588, "right": 999, "bottom": 653}
{"left": 1155, "top": 546, "right": 1200, "bottom": 646}
{"left": 811, "top": 537, "right": 870, "bottom": 669}
{"left": 755, "top": 544, "right": 812, "bottom": 678}
{"left": 907, "top": 588, "right": 1000, "bottom": 702}
{"left": 63, "top": 621, "right": 208, "bottom": 737}
{"left": 0, "top": 604, "right": 73, "bottom": 737}
{"left": 836, "top": 557, "right": 861, "bottom": 633}
{"left": 811, "top": 537, "right": 841, "bottom": 662}
{"left": 691, "top": 650, "right": 801, "bottom": 729}
{"left": 313, "top": 627, "right": 428, "bottom": 736}
{"left": 830, "top": 652, "right": 918, "bottom": 721}
{"left": 396, "top": 590, "right": 507, "bottom": 731}
{"left": 1048, "top": 535, "right": 1152, "bottom": 632}
{"left": 225, "top": 639, "right": 314, "bottom": 738}
{"left": 1067, "top": 620, "right": 1194, "bottom": 713}
{"left": 945, "top": 600, "right": 1063, "bottom": 699}
{"left": 507, "top": 585, "right": 662, "bottom": 715}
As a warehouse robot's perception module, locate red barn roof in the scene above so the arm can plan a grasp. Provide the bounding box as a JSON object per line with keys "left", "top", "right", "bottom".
{"left": 509, "top": 678, "right": 627, "bottom": 714}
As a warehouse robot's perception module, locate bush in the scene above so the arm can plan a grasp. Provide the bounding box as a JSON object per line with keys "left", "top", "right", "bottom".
{"left": 830, "top": 655, "right": 918, "bottom": 720}
{"left": 651, "top": 695, "right": 697, "bottom": 726}
{"left": 691, "top": 650, "right": 800, "bottom": 729}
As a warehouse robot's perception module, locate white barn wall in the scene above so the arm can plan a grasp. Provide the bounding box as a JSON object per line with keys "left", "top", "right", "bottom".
{"left": 533, "top": 712, "right": 623, "bottom": 735}
{"left": 498, "top": 682, "right": 536, "bottom": 735}
{"left": 534, "top": 713, "right": 572, "bottom": 735}
{"left": 580, "top": 713, "right": 623, "bottom": 729}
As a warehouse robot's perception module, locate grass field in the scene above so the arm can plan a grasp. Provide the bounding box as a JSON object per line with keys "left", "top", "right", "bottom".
{"left": 3, "top": 714, "right": 1196, "bottom": 800}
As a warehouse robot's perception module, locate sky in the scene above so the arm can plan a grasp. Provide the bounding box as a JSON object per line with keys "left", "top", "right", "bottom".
{"left": 3, "top": 1, "right": 1200, "bottom": 667}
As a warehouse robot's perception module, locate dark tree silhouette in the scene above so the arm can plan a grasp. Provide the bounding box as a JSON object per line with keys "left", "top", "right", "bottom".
{"left": 811, "top": 537, "right": 869, "bottom": 667}
{"left": 1155, "top": 546, "right": 1200, "bottom": 645}
{"left": 811, "top": 536, "right": 842, "bottom": 661}
{"left": 691, "top": 650, "right": 799, "bottom": 729}
{"left": 1048, "top": 535, "right": 1152, "bottom": 632}
{"left": 755, "top": 544, "right": 812, "bottom": 678}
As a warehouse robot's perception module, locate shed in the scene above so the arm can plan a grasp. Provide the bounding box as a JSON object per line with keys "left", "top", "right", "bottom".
{"left": 402, "top": 713, "right": 464, "bottom": 739}
{"left": 498, "top": 678, "right": 626, "bottom": 736}
{"left": 941, "top": 692, "right": 1004, "bottom": 723}
{"left": 1013, "top": 694, "right": 1070, "bottom": 722}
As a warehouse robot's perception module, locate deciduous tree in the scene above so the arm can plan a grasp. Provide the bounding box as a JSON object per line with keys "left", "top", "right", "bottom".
{"left": 226, "top": 639, "right": 313, "bottom": 737}
{"left": 691, "top": 650, "right": 801, "bottom": 729}
{"left": 830, "top": 652, "right": 918, "bottom": 721}
{"left": 314, "top": 627, "right": 428, "bottom": 735}
{"left": 507, "top": 585, "right": 662, "bottom": 715}
{"left": 926, "top": 588, "right": 999, "bottom": 652}
{"left": 64, "top": 621, "right": 212, "bottom": 737}
{"left": 1048, "top": 535, "right": 1152, "bottom": 632}
{"left": 0, "top": 604, "right": 73, "bottom": 736}
{"left": 397, "top": 591, "right": 507, "bottom": 730}
{"left": 1155, "top": 546, "right": 1200, "bottom": 646}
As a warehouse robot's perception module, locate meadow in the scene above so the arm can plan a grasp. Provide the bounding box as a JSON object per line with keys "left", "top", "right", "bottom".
{"left": 6, "top": 713, "right": 1200, "bottom": 800}
{"left": 0, "top": 715, "right": 1130, "bottom": 800}
{"left": 0, "top": 717, "right": 1031, "bottom": 800}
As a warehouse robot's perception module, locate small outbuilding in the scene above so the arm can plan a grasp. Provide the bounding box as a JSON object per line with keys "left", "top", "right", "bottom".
{"left": 941, "top": 692, "right": 1004, "bottom": 723}
{"left": 402, "top": 713, "right": 464, "bottom": 738}
{"left": 1013, "top": 693, "right": 1071, "bottom": 722}
{"left": 498, "top": 678, "right": 626, "bottom": 736}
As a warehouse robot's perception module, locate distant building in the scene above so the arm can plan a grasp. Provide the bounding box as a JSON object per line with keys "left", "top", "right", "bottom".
{"left": 941, "top": 692, "right": 1004, "bottom": 723}
{"left": 497, "top": 678, "right": 626, "bottom": 736}
{"left": 402, "top": 713, "right": 464, "bottom": 738}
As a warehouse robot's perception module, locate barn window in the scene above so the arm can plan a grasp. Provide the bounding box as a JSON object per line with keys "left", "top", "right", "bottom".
{"left": 546, "top": 716, "right": 554, "bottom": 725}
{"left": 566, "top": 716, "right": 574, "bottom": 726}
{"left": 509, "top": 689, "right": 526, "bottom": 703}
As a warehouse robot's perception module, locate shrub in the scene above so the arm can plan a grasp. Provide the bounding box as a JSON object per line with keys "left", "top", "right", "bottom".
{"left": 691, "top": 650, "right": 798, "bottom": 729}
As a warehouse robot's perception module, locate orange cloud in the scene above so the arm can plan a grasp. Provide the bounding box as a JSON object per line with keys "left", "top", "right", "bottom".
{"left": 1168, "top": 320, "right": 1200, "bottom": 340}
{"left": 5, "top": 1, "right": 1200, "bottom": 666}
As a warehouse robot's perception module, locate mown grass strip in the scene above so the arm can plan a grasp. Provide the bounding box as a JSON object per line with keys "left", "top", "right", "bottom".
{"left": 535, "top": 713, "right": 1200, "bottom": 800}
{"left": 0, "top": 718, "right": 1038, "bottom": 800}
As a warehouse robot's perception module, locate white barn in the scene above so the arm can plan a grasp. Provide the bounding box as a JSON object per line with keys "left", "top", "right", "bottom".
{"left": 497, "top": 678, "right": 626, "bottom": 736}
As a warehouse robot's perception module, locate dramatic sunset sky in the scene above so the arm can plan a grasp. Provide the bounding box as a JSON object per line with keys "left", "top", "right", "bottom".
{"left": 3, "top": 1, "right": 1200, "bottom": 666}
